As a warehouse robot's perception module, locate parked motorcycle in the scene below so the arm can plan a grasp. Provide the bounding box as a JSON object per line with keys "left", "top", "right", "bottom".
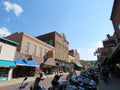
{"left": 77, "top": 71, "right": 98, "bottom": 90}
{"left": 48, "top": 74, "right": 67, "bottom": 90}
{"left": 30, "top": 77, "right": 46, "bottom": 90}
{"left": 67, "top": 69, "right": 98, "bottom": 90}
{"left": 49, "top": 74, "right": 84, "bottom": 90}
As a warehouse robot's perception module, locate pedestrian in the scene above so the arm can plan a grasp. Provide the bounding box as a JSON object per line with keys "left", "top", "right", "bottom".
{"left": 66, "top": 70, "right": 73, "bottom": 81}
{"left": 30, "top": 77, "right": 41, "bottom": 90}
{"left": 102, "top": 66, "right": 106, "bottom": 83}
{"left": 102, "top": 66, "right": 110, "bottom": 84}
{"left": 30, "top": 72, "right": 43, "bottom": 90}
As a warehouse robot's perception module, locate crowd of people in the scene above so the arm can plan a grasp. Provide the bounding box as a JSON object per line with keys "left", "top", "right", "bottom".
{"left": 99, "top": 65, "right": 111, "bottom": 84}
{"left": 99, "top": 64, "right": 120, "bottom": 84}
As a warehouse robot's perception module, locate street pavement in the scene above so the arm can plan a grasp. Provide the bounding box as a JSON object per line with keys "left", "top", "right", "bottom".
{"left": 0, "top": 73, "right": 66, "bottom": 87}
{"left": 1, "top": 72, "right": 120, "bottom": 90}
{"left": 99, "top": 77, "right": 120, "bottom": 90}
{"left": 0, "top": 73, "right": 68, "bottom": 90}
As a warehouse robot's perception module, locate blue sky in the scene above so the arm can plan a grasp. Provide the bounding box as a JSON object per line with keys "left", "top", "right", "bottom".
{"left": 0, "top": 0, "right": 114, "bottom": 60}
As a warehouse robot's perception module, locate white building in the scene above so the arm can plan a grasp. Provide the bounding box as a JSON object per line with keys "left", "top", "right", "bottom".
{"left": 0, "top": 37, "right": 18, "bottom": 81}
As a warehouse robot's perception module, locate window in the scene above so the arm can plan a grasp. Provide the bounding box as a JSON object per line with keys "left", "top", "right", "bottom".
{"left": 44, "top": 49, "right": 47, "bottom": 55}
{"left": 39, "top": 47, "right": 42, "bottom": 57}
{"left": 49, "top": 40, "right": 53, "bottom": 46}
{"left": 0, "top": 44, "right": 2, "bottom": 54}
{"left": 45, "top": 41, "right": 48, "bottom": 44}
{"left": 32, "top": 45, "right": 36, "bottom": 56}
{"left": 24, "top": 42, "right": 29, "bottom": 54}
{"left": 44, "top": 49, "right": 47, "bottom": 59}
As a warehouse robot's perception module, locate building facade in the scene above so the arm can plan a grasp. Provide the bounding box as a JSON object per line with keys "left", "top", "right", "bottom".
{"left": 6, "top": 32, "right": 56, "bottom": 77}
{"left": 69, "top": 49, "right": 82, "bottom": 70}
{"left": 80, "top": 60, "right": 89, "bottom": 70}
{"left": 95, "top": 0, "right": 120, "bottom": 77}
{"left": 109, "top": 0, "right": 120, "bottom": 75}
{"left": 36, "top": 31, "right": 69, "bottom": 72}
{"left": 111, "top": 0, "right": 120, "bottom": 43}
{"left": 69, "top": 52, "right": 75, "bottom": 72}
{"left": 0, "top": 37, "right": 18, "bottom": 81}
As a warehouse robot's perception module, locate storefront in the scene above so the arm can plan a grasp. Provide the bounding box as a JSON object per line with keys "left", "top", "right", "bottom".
{"left": 72, "top": 61, "right": 83, "bottom": 70}
{"left": 0, "top": 60, "right": 16, "bottom": 82}
{"left": 107, "top": 43, "right": 120, "bottom": 65}
{"left": 62, "top": 62, "right": 70, "bottom": 72}
{"left": 55, "top": 60, "right": 70, "bottom": 73}
{"left": 41, "top": 58, "right": 57, "bottom": 74}
{"left": 13, "top": 59, "right": 40, "bottom": 78}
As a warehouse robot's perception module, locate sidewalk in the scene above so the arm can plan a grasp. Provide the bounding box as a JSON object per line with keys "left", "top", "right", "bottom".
{"left": 0, "top": 74, "right": 52, "bottom": 87}
{"left": 99, "top": 77, "right": 120, "bottom": 90}
{"left": 0, "top": 72, "right": 68, "bottom": 87}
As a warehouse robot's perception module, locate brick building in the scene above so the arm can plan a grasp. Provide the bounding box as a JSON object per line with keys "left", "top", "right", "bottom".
{"left": 95, "top": 0, "right": 120, "bottom": 75}
{"left": 6, "top": 32, "right": 56, "bottom": 77}
{"left": 111, "top": 0, "right": 120, "bottom": 42}
{"left": 36, "top": 31, "right": 69, "bottom": 72}
{"left": 69, "top": 49, "right": 82, "bottom": 70}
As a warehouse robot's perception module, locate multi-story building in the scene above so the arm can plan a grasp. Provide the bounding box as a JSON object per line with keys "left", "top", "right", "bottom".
{"left": 69, "top": 49, "right": 82, "bottom": 70}
{"left": 0, "top": 37, "right": 18, "bottom": 81}
{"left": 36, "top": 31, "right": 69, "bottom": 72}
{"left": 95, "top": 0, "right": 120, "bottom": 74}
{"left": 107, "top": 0, "right": 120, "bottom": 74}
{"left": 111, "top": 0, "right": 120, "bottom": 43}
{"left": 68, "top": 51, "right": 75, "bottom": 71}
{"left": 80, "top": 60, "right": 89, "bottom": 70}
{"left": 6, "top": 32, "right": 56, "bottom": 77}
{"left": 69, "top": 51, "right": 75, "bottom": 63}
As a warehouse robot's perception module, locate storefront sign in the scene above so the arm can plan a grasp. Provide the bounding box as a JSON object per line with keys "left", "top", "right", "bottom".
{"left": 47, "top": 51, "right": 53, "bottom": 58}
{"left": 103, "top": 40, "right": 116, "bottom": 47}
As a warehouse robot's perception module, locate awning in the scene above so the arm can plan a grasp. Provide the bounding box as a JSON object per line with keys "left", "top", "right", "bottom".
{"left": 107, "top": 43, "right": 120, "bottom": 64}
{"left": 25, "top": 61, "right": 40, "bottom": 67}
{"left": 15, "top": 60, "right": 40, "bottom": 67}
{"left": 109, "top": 43, "right": 120, "bottom": 58}
{"left": 15, "top": 59, "right": 26, "bottom": 66}
{"left": 43, "top": 58, "right": 56, "bottom": 67}
{"left": 0, "top": 60, "right": 16, "bottom": 67}
{"left": 74, "top": 62, "right": 83, "bottom": 68}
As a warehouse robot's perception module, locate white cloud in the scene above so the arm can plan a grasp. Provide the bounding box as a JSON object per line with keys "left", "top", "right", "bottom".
{"left": 80, "top": 41, "right": 103, "bottom": 60}
{"left": 12, "top": 3, "right": 23, "bottom": 17}
{"left": 80, "top": 49, "right": 97, "bottom": 60}
{"left": 87, "top": 41, "right": 103, "bottom": 56}
{"left": 3, "top": 1, "right": 12, "bottom": 12}
{"left": 95, "top": 41, "right": 103, "bottom": 47}
{"left": 77, "top": 48, "right": 81, "bottom": 54}
{"left": 84, "top": 41, "right": 103, "bottom": 60}
{"left": 3, "top": 1, "right": 23, "bottom": 17}
{"left": 88, "top": 48, "right": 96, "bottom": 54}
{"left": 0, "top": 27, "right": 11, "bottom": 37}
